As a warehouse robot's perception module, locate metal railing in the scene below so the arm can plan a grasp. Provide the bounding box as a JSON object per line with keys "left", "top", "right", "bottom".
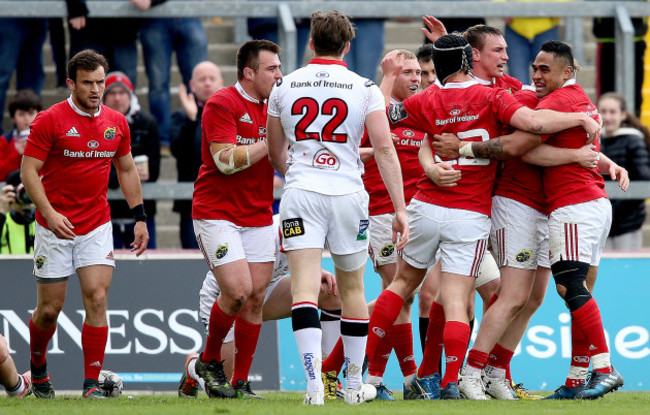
{"left": 106, "top": 181, "right": 650, "bottom": 200}
{"left": 2, "top": 1, "right": 650, "bottom": 109}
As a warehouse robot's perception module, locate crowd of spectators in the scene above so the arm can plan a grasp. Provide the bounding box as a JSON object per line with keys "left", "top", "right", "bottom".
{"left": 1, "top": 8, "right": 649, "bottom": 250}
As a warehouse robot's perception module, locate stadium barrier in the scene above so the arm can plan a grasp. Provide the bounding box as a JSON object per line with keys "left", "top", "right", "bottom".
{"left": 1, "top": 253, "right": 648, "bottom": 391}
{"left": 2, "top": 0, "right": 649, "bottom": 111}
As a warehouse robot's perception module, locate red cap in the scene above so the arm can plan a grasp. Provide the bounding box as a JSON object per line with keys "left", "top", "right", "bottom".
{"left": 105, "top": 71, "right": 134, "bottom": 94}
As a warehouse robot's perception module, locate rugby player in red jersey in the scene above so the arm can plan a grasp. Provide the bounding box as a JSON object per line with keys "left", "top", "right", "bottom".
{"left": 366, "top": 34, "right": 600, "bottom": 400}
{"left": 191, "top": 40, "right": 282, "bottom": 399}
{"left": 22, "top": 50, "right": 148, "bottom": 399}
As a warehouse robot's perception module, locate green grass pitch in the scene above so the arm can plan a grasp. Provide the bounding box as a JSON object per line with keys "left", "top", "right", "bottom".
{"left": 1, "top": 391, "right": 649, "bottom": 415}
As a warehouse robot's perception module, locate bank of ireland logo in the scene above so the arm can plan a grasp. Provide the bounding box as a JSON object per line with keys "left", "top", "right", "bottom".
{"left": 35, "top": 256, "right": 46, "bottom": 269}
{"left": 87, "top": 140, "right": 99, "bottom": 149}
{"left": 104, "top": 126, "right": 116, "bottom": 140}
{"left": 215, "top": 244, "right": 228, "bottom": 260}
{"left": 402, "top": 129, "right": 415, "bottom": 138}
{"left": 516, "top": 250, "right": 532, "bottom": 263}
{"left": 450, "top": 108, "right": 461, "bottom": 116}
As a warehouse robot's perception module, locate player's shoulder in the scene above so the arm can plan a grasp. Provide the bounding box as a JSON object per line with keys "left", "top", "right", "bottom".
{"left": 499, "top": 74, "right": 524, "bottom": 92}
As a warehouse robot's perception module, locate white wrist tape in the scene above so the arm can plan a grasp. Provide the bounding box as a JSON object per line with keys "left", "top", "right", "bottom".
{"left": 459, "top": 143, "right": 475, "bottom": 158}
{"left": 213, "top": 146, "right": 251, "bottom": 175}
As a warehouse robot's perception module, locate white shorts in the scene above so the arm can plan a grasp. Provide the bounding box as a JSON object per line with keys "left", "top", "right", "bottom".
{"left": 33, "top": 221, "right": 114, "bottom": 279}
{"left": 199, "top": 271, "right": 285, "bottom": 341}
{"left": 193, "top": 219, "right": 276, "bottom": 268}
{"left": 279, "top": 188, "right": 370, "bottom": 255}
{"left": 548, "top": 198, "right": 612, "bottom": 266}
{"left": 368, "top": 213, "right": 397, "bottom": 268}
{"left": 491, "top": 196, "right": 550, "bottom": 270}
{"left": 401, "top": 199, "right": 491, "bottom": 277}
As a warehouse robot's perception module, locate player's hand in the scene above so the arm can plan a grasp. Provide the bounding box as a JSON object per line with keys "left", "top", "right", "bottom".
{"left": 582, "top": 115, "right": 601, "bottom": 144}
{"left": 45, "top": 211, "right": 76, "bottom": 240}
{"left": 179, "top": 83, "right": 198, "bottom": 121}
{"left": 131, "top": 221, "right": 150, "bottom": 256}
{"left": 135, "top": 164, "right": 150, "bottom": 182}
{"left": 68, "top": 16, "right": 86, "bottom": 30}
{"left": 392, "top": 210, "right": 410, "bottom": 251}
{"left": 0, "top": 185, "right": 16, "bottom": 215}
{"left": 432, "top": 133, "right": 461, "bottom": 159}
{"left": 320, "top": 270, "right": 338, "bottom": 296}
{"left": 609, "top": 163, "right": 630, "bottom": 191}
{"left": 575, "top": 144, "right": 599, "bottom": 168}
{"left": 426, "top": 162, "right": 461, "bottom": 187}
{"left": 422, "top": 15, "right": 447, "bottom": 44}
{"left": 130, "top": 0, "right": 152, "bottom": 10}
{"left": 381, "top": 50, "right": 405, "bottom": 78}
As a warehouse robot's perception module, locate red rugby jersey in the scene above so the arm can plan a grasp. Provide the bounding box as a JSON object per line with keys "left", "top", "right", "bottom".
{"left": 537, "top": 83, "right": 606, "bottom": 212}
{"left": 493, "top": 87, "right": 548, "bottom": 214}
{"left": 362, "top": 123, "right": 425, "bottom": 215}
{"left": 24, "top": 99, "right": 131, "bottom": 235}
{"left": 192, "top": 84, "right": 274, "bottom": 226}
{"left": 392, "top": 80, "right": 522, "bottom": 216}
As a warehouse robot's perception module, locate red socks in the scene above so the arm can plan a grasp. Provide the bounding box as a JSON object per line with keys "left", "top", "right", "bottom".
{"left": 571, "top": 298, "right": 610, "bottom": 372}
{"left": 488, "top": 343, "right": 514, "bottom": 381}
{"left": 231, "top": 317, "right": 262, "bottom": 385}
{"left": 367, "top": 334, "right": 392, "bottom": 377}
{"left": 417, "top": 301, "right": 445, "bottom": 378}
{"left": 322, "top": 338, "right": 344, "bottom": 375}
{"left": 82, "top": 323, "right": 108, "bottom": 380}
{"left": 466, "top": 349, "right": 489, "bottom": 371}
{"left": 29, "top": 318, "right": 56, "bottom": 368}
{"left": 203, "top": 300, "right": 236, "bottom": 363}
{"left": 441, "top": 321, "right": 470, "bottom": 388}
{"left": 366, "top": 290, "right": 404, "bottom": 360}
{"left": 390, "top": 323, "right": 417, "bottom": 377}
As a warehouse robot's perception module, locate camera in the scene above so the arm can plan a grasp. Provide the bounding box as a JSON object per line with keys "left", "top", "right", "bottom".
{"left": 16, "top": 186, "right": 32, "bottom": 206}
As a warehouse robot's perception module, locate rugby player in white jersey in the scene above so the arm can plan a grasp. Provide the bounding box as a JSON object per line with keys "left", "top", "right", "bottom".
{"left": 267, "top": 10, "right": 409, "bottom": 405}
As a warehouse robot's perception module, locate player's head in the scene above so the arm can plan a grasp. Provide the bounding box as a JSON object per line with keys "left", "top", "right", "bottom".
{"left": 8, "top": 89, "right": 41, "bottom": 132}
{"left": 532, "top": 40, "right": 576, "bottom": 98}
{"left": 103, "top": 72, "right": 134, "bottom": 116}
{"left": 464, "top": 25, "right": 508, "bottom": 79}
{"left": 432, "top": 34, "right": 473, "bottom": 85}
{"left": 237, "top": 40, "right": 282, "bottom": 101}
{"left": 66, "top": 49, "right": 109, "bottom": 113}
{"left": 415, "top": 44, "right": 436, "bottom": 89}
{"left": 390, "top": 50, "right": 421, "bottom": 102}
{"left": 190, "top": 61, "right": 224, "bottom": 104}
{"left": 309, "top": 10, "right": 355, "bottom": 58}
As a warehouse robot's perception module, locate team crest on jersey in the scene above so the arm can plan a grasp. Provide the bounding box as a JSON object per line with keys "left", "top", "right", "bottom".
{"left": 388, "top": 103, "right": 408, "bottom": 123}
{"left": 35, "top": 256, "right": 46, "bottom": 269}
{"left": 516, "top": 250, "right": 532, "bottom": 263}
{"left": 450, "top": 108, "right": 461, "bottom": 116}
{"left": 215, "top": 244, "right": 229, "bottom": 259}
{"left": 312, "top": 149, "right": 340, "bottom": 170}
{"left": 380, "top": 243, "right": 395, "bottom": 257}
{"left": 103, "top": 126, "right": 116, "bottom": 140}
{"left": 275, "top": 78, "right": 283, "bottom": 87}
{"left": 364, "top": 80, "right": 376, "bottom": 87}
{"left": 357, "top": 220, "right": 369, "bottom": 241}
{"left": 316, "top": 71, "right": 329, "bottom": 79}
{"left": 87, "top": 140, "right": 99, "bottom": 149}
{"left": 283, "top": 218, "right": 304, "bottom": 238}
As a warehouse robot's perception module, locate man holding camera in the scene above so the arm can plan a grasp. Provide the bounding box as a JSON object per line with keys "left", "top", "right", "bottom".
{"left": 0, "top": 170, "right": 35, "bottom": 254}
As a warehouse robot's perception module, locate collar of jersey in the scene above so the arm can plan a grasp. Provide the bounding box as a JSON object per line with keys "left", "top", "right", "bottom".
{"left": 67, "top": 95, "right": 101, "bottom": 117}
{"left": 561, "top": 78, "right": 577, "bottom": 88}
{"left": 235, "top": 82, "right": 262, "bottom": 104}
{"left": 442, "top": 80, "right": 479, "bottom": 89}
{"left": 309, "top": 58, "right": 348, "bottom": 67}
{"left": 473, "top": 75, "right": 494, "bottom": 86}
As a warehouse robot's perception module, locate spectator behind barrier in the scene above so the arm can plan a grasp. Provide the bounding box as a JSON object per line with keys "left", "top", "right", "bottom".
{"left": 0, "top": 90, "right": 42, "bottom": 182}
{"left": 599, "top": 92, "right": 650, "bottom": 250}
{"left": 103, "top": 71, "right": 160, "bottom": 249}
{"left": 0, "top": 170, "right": 36, "bottom": 254}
